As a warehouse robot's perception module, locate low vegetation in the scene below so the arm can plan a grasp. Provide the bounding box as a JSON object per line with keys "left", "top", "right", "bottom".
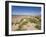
{"left": 12, "top": 16, "right": 41, "bottom": 31}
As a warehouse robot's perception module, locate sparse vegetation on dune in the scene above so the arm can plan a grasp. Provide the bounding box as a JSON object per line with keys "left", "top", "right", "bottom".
{"left": 12, "top": 16, "right": 41, "bottom": 31}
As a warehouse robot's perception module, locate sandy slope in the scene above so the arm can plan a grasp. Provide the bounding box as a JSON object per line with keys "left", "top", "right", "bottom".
{"left": 12, "top": 16, "right": 41, "bottom": 31}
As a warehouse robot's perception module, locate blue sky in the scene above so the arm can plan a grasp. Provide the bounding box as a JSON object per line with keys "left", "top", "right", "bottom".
{"left": 12, "top": 6, "right": 41, "bottom": 16}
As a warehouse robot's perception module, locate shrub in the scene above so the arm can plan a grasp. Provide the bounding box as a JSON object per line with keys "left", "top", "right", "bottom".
{"left": 35, "top": 24, "right": 41, "bottom": 30}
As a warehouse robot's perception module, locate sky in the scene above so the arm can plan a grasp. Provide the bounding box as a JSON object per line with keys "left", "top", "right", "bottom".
{"left": 12, "top": 6, "right": 41, "bottom": 16}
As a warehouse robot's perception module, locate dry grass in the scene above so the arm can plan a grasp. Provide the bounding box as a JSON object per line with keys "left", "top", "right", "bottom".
{"left": 12, "top": 15, "right": 41, "bottom": 31}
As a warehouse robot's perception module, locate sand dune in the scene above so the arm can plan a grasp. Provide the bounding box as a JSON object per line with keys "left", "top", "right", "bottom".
{"left": 12, "top": 15, "right": 41, "bottom": 31}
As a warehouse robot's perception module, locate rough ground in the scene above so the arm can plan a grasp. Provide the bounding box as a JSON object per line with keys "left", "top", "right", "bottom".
{"left": 12, "top": 16, "right": 41, "bottom": 31}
